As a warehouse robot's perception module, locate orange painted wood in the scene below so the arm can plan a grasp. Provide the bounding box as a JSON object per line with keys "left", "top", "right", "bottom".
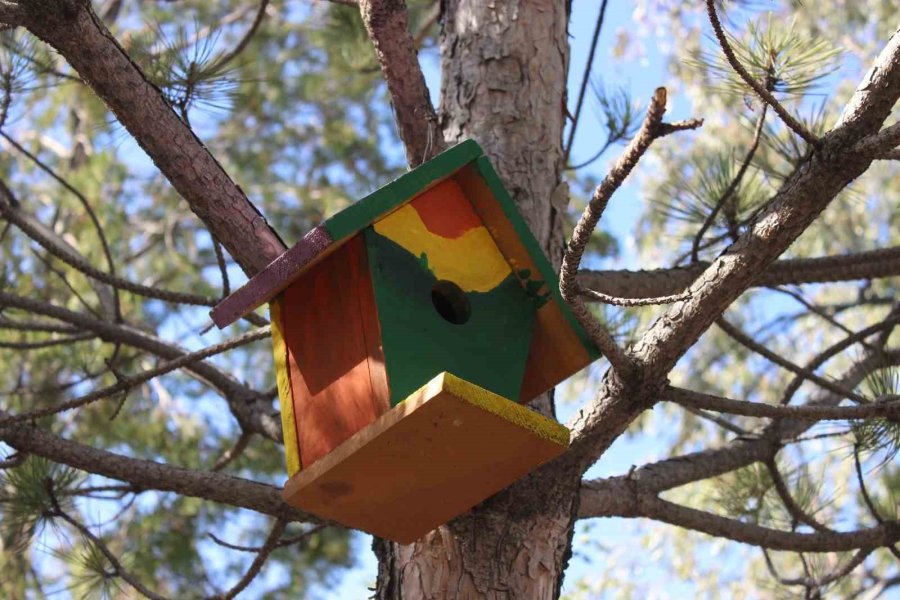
{"left": 282, "top": 373, "right": 569, "bottom": 543}
{"left": 410, "top": 178, "right": 481, "bottom": 238}
{"left": 281, "top": 234, "right": 388, "bottom": 468}
{"left": 453, "top": 165, "right": 592, "bottom": 402}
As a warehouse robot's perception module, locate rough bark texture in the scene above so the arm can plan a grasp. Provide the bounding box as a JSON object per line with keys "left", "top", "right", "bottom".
{"left": 374, "top": 2, "right": 578, "bottom": 598}
{"left": 359, "top": 0, "right": 446, "bottom": 166}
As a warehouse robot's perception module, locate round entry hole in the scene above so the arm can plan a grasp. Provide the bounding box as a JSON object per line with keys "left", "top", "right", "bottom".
{"left": 431, "top": 280, "right": 471, "bottom": 325}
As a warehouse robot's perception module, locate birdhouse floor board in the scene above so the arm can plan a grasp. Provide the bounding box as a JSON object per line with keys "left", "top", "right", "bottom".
{"left": 281, "top": 372, "right": 570, "bottom": 544}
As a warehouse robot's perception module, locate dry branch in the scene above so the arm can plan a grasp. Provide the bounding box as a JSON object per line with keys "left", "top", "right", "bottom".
{"left": 14, "top": 0, "right": 286, "bottom": 275}
{"left": 359, "top": 0, "right": 445, "bottom": 167}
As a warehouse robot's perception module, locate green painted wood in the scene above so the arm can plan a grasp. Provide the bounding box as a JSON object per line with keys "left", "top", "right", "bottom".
{"left": 472, "top": 157, "right": 601, "bottom": 360}
{"left": 364, "top": 227, "right": 536, "bottom": 405}
{"left": 324, "top": 140, "right": 485, "bottom": 243}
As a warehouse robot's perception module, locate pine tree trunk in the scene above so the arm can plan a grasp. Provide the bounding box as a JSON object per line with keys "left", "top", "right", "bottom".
{"left": 374, "top": 2, "right": 579, "bottom": 598}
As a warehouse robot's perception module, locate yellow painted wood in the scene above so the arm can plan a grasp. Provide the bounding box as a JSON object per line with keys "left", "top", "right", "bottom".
{"left": 373, "top": 203, "right": 510, "bottom": 293}
{"left": 270, "top": 298, "right": 301, "bottom": 476}
{"left": 282, "top": 372, "right": 570, "bottom": 543}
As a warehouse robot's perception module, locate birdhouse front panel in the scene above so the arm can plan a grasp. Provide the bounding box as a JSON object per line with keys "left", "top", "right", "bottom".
{"left": 363, "top": 178, "right": 537, "bottom": 405}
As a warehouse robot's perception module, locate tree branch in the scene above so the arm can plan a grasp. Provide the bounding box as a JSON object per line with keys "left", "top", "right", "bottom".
{"left": 705, "top": 0, "right": 819, "bottom": 146}
{"left": 637, "top": 495, "right": 898, "bottom": 552}
{"left": 578, "top": 247, "right": 900, "bottom": 301}
{"left": 358, "top": 0, "right": 445, "bottom": 167}
{"left": 579, "top": 349, "right": 900, "bottom": 516}
{"left": 17, "top": 0, "right": 285, "bottom": 275}
{"left": 0, "top": 327, "right": 271, "bottom": 426}
{"left": 664, "top": 386, "right": 900, "bottom": 421}
{"left": 0, "top": 290, "right": 281, "bottom": 440}
{"left": 0, "top": 419, "right": 312, "bottom": 522}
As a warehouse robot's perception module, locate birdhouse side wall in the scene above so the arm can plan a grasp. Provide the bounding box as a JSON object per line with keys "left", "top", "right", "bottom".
{"left": 455, "top": 160, "right": 601, "bottom": 401}
{"left": 276, "top": 234, "right": 389, "bottom": 470}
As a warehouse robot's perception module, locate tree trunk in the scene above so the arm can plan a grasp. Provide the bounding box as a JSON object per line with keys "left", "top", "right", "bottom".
{"left": 375, "top": 2, "right": 578, "bottom": 598}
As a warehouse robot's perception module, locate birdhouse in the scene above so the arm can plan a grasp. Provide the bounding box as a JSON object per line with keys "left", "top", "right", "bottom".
{"left": 212, "top": 140, "right": 599, "bottom": 542}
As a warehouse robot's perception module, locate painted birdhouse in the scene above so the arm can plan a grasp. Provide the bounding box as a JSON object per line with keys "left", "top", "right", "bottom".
{"left": 212, "top": 140, "right": 599, "bottom": 542}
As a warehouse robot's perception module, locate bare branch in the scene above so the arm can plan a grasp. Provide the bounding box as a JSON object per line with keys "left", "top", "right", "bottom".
{"left": 560, "top": 88, "right": 700, "bottom": 378}
{"left": 691, "top": 103, "right": 768, "bottom": 262}
{"left": 0, "top": 186, "right": 218, "bottom": 306}
{"left": 578, "top": 287, "right": 690, "bottom": 307}
{"left": 0, "top": 419, "right": 312, "bottom": 522}
{"left": 358, "top": 0, "right": 445, "bottom": 167}
{"left": 17, "top": 0, "right": 286, "bottom": 275}
{"left": 716, "top": 318, "right": 871, "bottom": 404}
{"left": 665, "top": 387, "right": 900, "bottom": 421}
{"left": 210, "top": 518, "right": 286, "bottom": 600}
{"left": 0, "top": 290, "right": 281, "bottom": 440}
{"left": 46, "top": 479, "right": 170, "bottom": 600}
{"left": 578, "top": 247, "right": 900, "bottom": 301}
{"left": 851, "top": 121, "right": 900, "bottom": 157}
{"left": 580, "top": 349, "right": 900, "bottom": 519}
{"left": 1, "top": 134, "right": 122, "bottom": 321}
{"left": 563, "top": 0, "right": 610, "bottom": 164}
{"left": 779, "top": 309, "right": 900, "bottom": 406}
{"left": 638, "top": 495, "right": 898, "bottom": 552}
{"left": 764, "top": 547, "right": 874, "bottom": 589}
{"left": 209, "top": 0, "right": 270, "bottom": 73}
{"left": 0, "top": 327, "right": 271, "bottom": 426}
{"left": 212, "top": 431, "right": 253, "bottom": 471}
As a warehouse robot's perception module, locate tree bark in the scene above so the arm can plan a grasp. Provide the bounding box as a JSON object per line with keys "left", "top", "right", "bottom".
{"left": 375, "top": 2, "right": 578, "bottom": 598}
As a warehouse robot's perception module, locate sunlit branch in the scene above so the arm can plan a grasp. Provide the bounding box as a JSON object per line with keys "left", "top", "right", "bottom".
{"left": 664, "top": 386, "right": 900, "bottom": 421}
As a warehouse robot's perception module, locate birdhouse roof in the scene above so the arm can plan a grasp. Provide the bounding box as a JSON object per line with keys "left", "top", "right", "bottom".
{"left": 211, "top": 140, "right": 599, "bottom": 397}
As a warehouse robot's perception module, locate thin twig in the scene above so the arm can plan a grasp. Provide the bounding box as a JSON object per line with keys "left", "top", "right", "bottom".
{"left": 563, "top": 0, "right": 610, "bottom": 165}
{"left": 716, "top": 318, "right": 871, "bottom": 404}
{"left": 665, "top": 386, "right": 900, "bottom": 421}
{"left": 212, "top": 431, "right": 252, "bottom": 471}
{"left": 1, "top": 132, "right": 123, "bottom": 321}
{"left": 208, "top": 518, "right": 287, "bottom": 600}
{"left": 691, "top": 102, "right": 768, "bottom": 262}
{"left": 0, "top": 326, "right": 271, "bottom": 426}
{"left": 578, "top": 286, "right": 690, "bottom": 307}
{"left": 208, "top": 524, "right": 327, "bottom": 552}
{"left": 560, "top": 87, "right": 700, "bottom": 377}
{"left": 209, "top": 0, "right": 270, "bottom": 72}
{"left": 45, "top": 479, "right": 169, "bottom": 600}
{"left": 765, "top": 457, "right": 832, "bottom": 533}
{"left": 0, "top": 188, "right": 218, "bottom": 307}
{"left": 704, "top": 0, "right": 820, "bottom": 146}
{"left": 779, "top": 313, "right": 900, "bottom": 406}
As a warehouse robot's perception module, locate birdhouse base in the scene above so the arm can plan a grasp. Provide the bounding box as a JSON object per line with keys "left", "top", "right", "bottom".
{"left": 282, "top": 372, "right": 570, "bottom": 543}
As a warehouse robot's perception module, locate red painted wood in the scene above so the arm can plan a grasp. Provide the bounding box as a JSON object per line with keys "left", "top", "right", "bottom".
{"left": 410, "top": 179, "right": 481, "bottom": 239}
{"left": 281, "top": 235, "right": 386, "bottom": 468}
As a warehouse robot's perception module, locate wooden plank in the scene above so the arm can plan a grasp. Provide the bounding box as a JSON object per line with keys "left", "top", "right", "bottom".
{"left": 210, "top": 225, "right": 333, "bottom": 328}
{"left": 454, "top": 161, "right": 600, "bottom": 402}
{"left": 269, "top": 298, "right": 301, "bottom": 476}
{"left": 281, "top": 235, "right": 387, "bottom": 468}
{"left": 282, "top": 372, "right": 569, "bottom": 544}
